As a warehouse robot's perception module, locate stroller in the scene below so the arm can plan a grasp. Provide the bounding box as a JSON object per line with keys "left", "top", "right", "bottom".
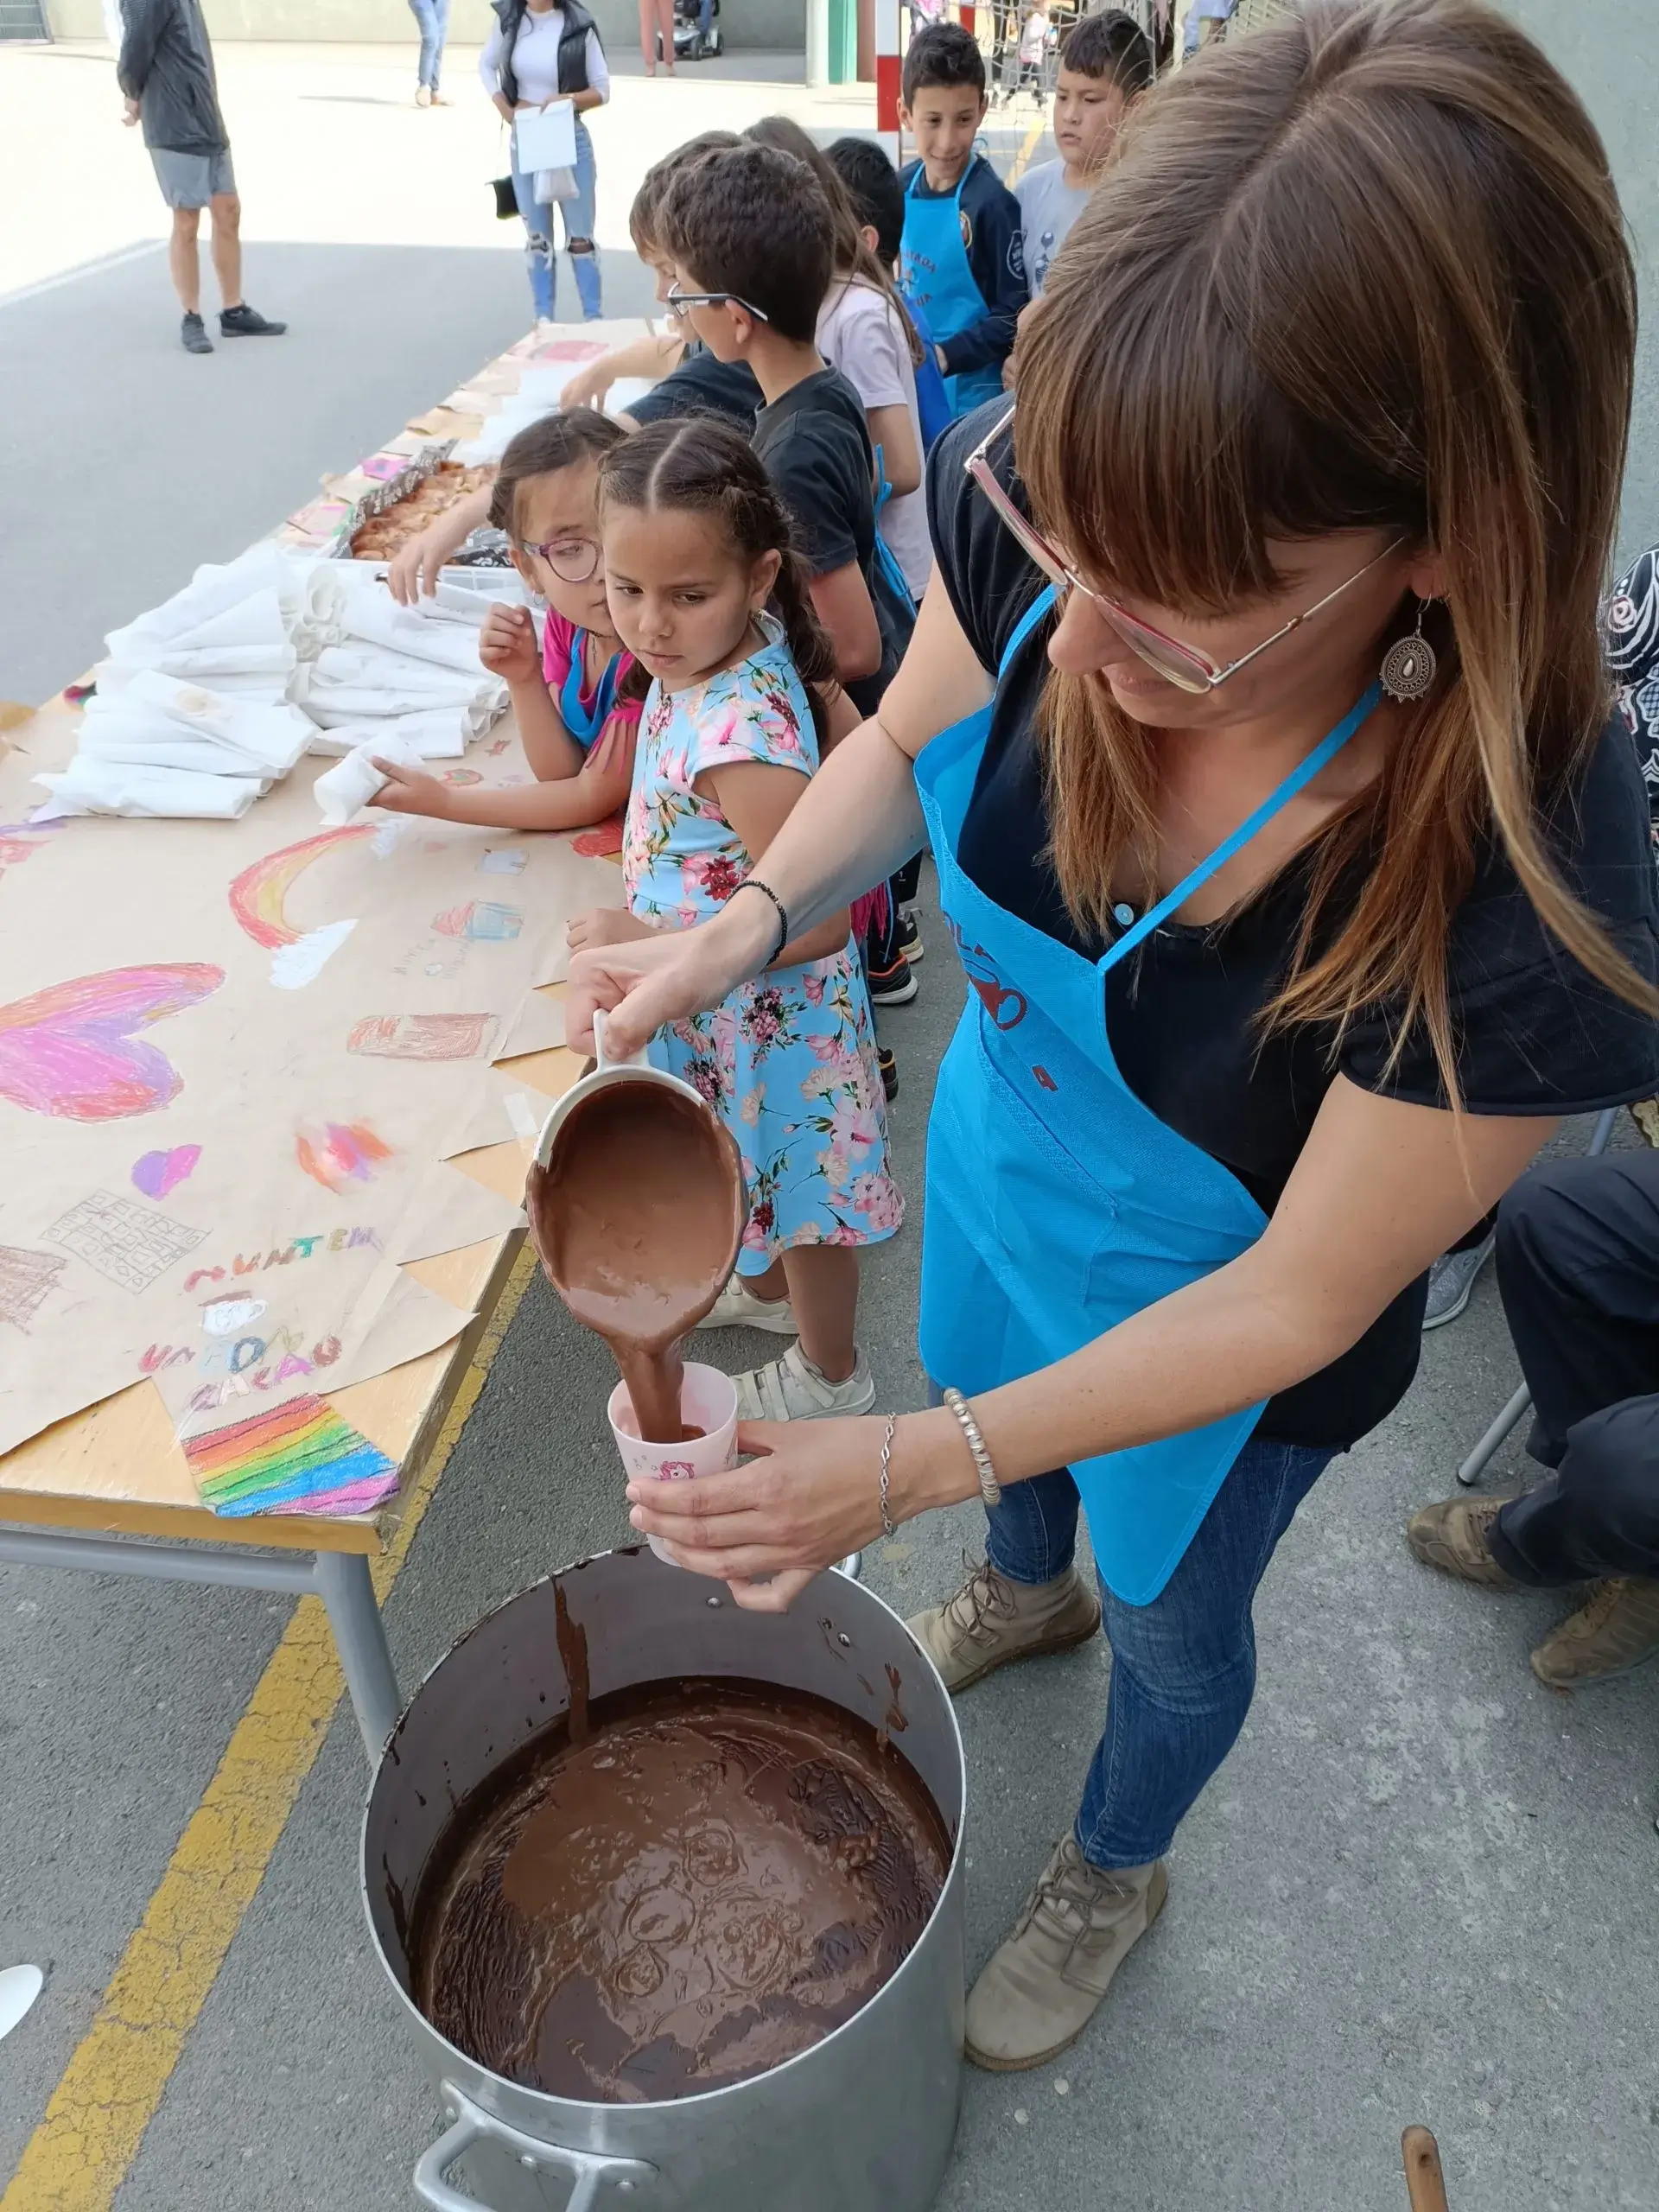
{"left": 672, "top": 0, "right": 722, "bottom": 60}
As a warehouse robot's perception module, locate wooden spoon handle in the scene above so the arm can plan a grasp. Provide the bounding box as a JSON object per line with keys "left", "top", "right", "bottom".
{"left": 1402, "top": 2127, "right": 1450, "bottom": 2212}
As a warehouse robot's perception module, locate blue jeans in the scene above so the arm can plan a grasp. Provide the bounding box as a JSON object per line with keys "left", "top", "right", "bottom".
{"left": 984, "top": 1433, "right": 1336, "bottom": 1868}
{"left": 512, "top": 119, "right": 601, "bottom": 322}
{"left": 408, "top": 0, "right": 448, "bottom": 89}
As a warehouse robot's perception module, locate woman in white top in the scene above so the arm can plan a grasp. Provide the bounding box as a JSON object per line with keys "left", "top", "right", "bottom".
{"left": 480, "top": 0, "right": 609, "bottom": 323}
{"left": 746, "top": 118, "right": 932, "bottom": 601}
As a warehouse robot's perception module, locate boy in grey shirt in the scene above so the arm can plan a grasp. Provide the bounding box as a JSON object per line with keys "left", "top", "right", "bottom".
{"left": 1014, "top": 9, "right": 1153, "bottom": 294}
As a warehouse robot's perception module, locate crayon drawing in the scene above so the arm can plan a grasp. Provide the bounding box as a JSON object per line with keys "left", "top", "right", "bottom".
{"left": 432, "top": 901, "right": 523, "bottom": 943}
{"left": 46, "top": 1190, "right": 207, "bottom": 1294}
{"left": 0, "top": 964, "right": 225, "bottom": 1122}
{"left": 131, "top": 1144, "right": 201, "bottom": 1200}
{"left": 478, "top": 848, "right": 527, "bottom": 874}
{"left": 295, "top": 1120, "right": 395, "bottom": 1196}
{"left": 0, "top": 1246, "right": 67, "bottom": 1332}
{"left": 228, "top": 826, "right": 373, "bottom": 988}
{"left": 346, "top": 1013, "right": 498, "bottom": 1061}
{"left": 185, "top": 1394, "right": 398, "bottom": 1517}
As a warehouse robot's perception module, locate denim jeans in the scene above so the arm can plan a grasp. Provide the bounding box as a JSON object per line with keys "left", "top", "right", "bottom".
{"left": 983, "top": 1433, "right": 1335, "bottom": 1868}
{"left": 512, "top": 118, "right": 601, "bottom": 322}
{"left": 408, "top": 0, "right": 448, "bottom": 89}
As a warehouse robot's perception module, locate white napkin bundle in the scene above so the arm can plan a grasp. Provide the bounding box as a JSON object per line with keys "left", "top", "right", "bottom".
{"left": 34, "top": 760, "right": 264, "bottom": 821}
{"left": 304, "top": 709, "right": 468, "bottom": 761}
{"left": 314, "top": 732, "right": 427, "bottom": 825}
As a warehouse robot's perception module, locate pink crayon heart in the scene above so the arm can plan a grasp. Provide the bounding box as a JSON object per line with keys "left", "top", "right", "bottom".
{"left": 132, "top": 1144, "right": 202, "bottom": 1200}
{"left": 0, "top": 965, "right": 224, "bottom": 1122}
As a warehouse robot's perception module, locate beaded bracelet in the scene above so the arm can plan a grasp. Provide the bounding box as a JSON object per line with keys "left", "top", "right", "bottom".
{"left": 734, "top": 876, "right": 789, "bottom": 963}
{"left": 942, "top": 1387, "right": 1001, "bottom": 1509}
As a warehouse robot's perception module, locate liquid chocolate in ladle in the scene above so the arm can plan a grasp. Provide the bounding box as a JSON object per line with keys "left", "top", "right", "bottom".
{"left": 527, "top": 1076, "right": 745, "bottom": 1443}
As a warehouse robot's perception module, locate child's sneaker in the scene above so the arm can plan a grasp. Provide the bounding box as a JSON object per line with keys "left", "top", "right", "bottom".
{"left": 733, "top": 1341, "right": 876, "bottom": 1421}
{"left": 897, "top": 910, "right": 924, "bottom": 963}
{"left": 866, "top": 948, "right": 918, "bottom": 1006}
{"left": 697, "top": 1276, "right": 798, "bottom": 1334}
{"left": 879, "top": 1046, "right": 899, "bottom": 1103}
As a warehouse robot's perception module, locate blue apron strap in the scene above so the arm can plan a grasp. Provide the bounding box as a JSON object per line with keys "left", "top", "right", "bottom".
{"left": 997, "top": 583, "right": 1058, "bottom": 678}
{"left": 1105, "top": 682, "right": 1383, "bottom": 966}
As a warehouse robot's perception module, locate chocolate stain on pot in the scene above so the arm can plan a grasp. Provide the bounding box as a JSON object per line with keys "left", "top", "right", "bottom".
{"left": 411, "top": 1677, "right": 949, "bottom": 2104}
{"left": 526, "top": 1079, "right": 745, "bottom": 1443}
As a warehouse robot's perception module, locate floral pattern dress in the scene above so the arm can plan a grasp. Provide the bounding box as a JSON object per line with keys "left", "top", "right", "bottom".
{"left": 623, "top": 618, "right": 904, "bottom": 1271}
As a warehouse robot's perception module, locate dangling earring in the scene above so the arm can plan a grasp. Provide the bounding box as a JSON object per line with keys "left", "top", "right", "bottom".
{"left": 1379, "top": 597, "right": 1439, "bottom": 702}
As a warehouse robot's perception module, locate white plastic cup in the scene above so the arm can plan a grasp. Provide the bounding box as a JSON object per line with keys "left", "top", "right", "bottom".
{"left": 607, "top": 1361, "right": 739, "bottom": 1567}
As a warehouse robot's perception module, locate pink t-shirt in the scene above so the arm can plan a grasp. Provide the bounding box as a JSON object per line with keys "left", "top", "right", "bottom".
{"left": 541, "top": 607, "right": 642, "bottom": 766}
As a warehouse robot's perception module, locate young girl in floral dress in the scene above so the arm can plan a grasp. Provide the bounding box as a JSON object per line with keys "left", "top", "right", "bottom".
{"left": 567, "top": 416, "right": 903, "bottom": 1422}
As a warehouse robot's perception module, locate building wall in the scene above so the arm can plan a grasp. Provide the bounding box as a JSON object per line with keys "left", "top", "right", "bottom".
{"left": 48, "top": 0, "right": 804, "bottom": 50}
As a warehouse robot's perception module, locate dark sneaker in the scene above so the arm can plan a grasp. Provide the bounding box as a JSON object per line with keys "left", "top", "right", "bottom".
{"left": 878, "top": 1046, "right": 898, "bottom": 1102}
{"left": 219, "top": 303, "right": 287, "bottom": 337}
{"left": 181, "top": 311, "right": 213, "bottom": 353}
{"left": 867, "top": 950, "right": 918, "bottom": 1006}
{"left": 898, "top": 909, "right": 925, "bottom": 963}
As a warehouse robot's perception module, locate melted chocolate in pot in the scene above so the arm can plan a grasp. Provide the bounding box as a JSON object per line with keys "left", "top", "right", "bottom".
{"left": 526, "top": 1081, "right": 744, "bottom": 1443}
{"left": 411, "top": 1679, "right": 949, "bottom": 2103}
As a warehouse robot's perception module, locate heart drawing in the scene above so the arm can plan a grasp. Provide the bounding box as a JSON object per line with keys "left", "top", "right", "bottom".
{"left": 132, "top": 1144, "right": 202, "bottom": 1200}
{"left": 0, "top": 965, "right": 225, "bottom": 1122}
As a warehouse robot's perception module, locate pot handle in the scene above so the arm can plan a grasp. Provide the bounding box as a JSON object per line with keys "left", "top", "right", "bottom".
{"left": 415, "top": 2084, "right": 655, "bottom": 2212}
{"left": 592, "top": 1008, "right": 652, "bottom": 1077}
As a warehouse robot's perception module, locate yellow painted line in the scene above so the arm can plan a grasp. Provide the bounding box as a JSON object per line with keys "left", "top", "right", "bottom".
{"left": 0, "top": 1243, "right": 539, "bottom": 2212}
{"left": 1006, "top": 112, "right": 1047, "bottom": 187}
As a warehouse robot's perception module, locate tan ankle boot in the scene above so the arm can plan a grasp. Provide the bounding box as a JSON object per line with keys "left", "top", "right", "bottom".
{"left": 1405, "top": 1495, "right": 1520, "bottom": 1589}
{"left": 906, "top": 1556, "right": 1101, "bottom": 1694}
{"left": 965, "top": 1837, "right": 1168, "bottom": 2071}
{"left": 1530, "top": 1577, "right": 1659, "bottom": 1688}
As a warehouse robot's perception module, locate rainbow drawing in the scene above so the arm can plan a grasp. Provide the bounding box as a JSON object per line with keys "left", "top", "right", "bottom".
{"left": 185, "top": 1394, "right": 398, "bottom": 1517}
{"left": 228, "top": 827, "right": 374, "bottom": 988}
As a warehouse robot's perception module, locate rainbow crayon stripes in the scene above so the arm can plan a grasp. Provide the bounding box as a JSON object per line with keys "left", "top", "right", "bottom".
{"left": 185, "top": 1395, "right": 398, "bottom": 1518}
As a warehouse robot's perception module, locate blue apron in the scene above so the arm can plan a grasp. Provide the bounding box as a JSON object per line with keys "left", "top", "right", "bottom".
{"left": 557, "top": 630, "right": 620, "bottom": 747}
{"left": 900, "top": 162, "right": 1004, "bottom": 418}
{"left": 915, "top": 587, "right": 1381, "bottom": 1605}
{"left": 873, "top": 447, "right": 918, "bottom": 611}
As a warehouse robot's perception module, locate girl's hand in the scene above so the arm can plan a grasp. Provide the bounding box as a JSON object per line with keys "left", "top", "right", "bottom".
{"left": 479, "top": 602, "right": 542, "bottom": 686}
{"left": 369, "top": 760, "right": 453, "bottom": 817}
{"left": 560, "top": 357, "right": 618, "bottom": 410}
{"left": 627, "top": 1416, "right": 893, "bottom": 1613}
{"left": 566, "top": 906, "right": 658, "bottom": 953}
{"left": 567, "top": 899, "right": 775, "bottom": 1057}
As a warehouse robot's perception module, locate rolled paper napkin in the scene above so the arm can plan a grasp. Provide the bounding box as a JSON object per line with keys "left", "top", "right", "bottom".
{"left": 77, "top": 697, "right": 297, "bottom": 779}
{"left": 120, "top": 671, "right": 317, "bottom": 777}
{"left": 338, "top": 592, "right": 493, "bottom": 675}
{"left": 97, "top": 643, "right": 297, "bottom": 692}
{"left": 102, "top": 543, "right": 309, "bottom": 664}
{"left": 429, "top": 576, "right": 526, "bottom": 624}
{"left": 33, "top": 759, "right": 264, "bottom": 820}
{"left": 304, "top": 708, "right": 469, "bottom": 760}
{"left": 290, "top": 662, "right": 505, "bottom": 735}
{"left": 315, "top": 731, "right": 426, "bottom": 824}
{"left": 311, "top": 643, "right": 486, "bottom": 693}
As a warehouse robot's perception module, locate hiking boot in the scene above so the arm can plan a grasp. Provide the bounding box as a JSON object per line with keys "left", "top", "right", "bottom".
{"left": 906, "top": 1555, "right": 1101, "bottom": 1694}
{"left": 731, "top": 1340, "right": 875, "bottom": 1421}
{"left": 1406, "top": 1495, "right": 1520, "bottom": 1590}
{"left": 1530, "top": 1578, "right": 1659, "bottom": 1689}
{"left": 181, "top": 311, "right": 213, "bottom": 353}
{"left": 965, "top": 1837, "right": 1168, "bottom": 2071}
{"left": 219, "top": 302, "right": 287, "bottom": 337}
{"left": 697, "top": 1274, "right": 797, "bottom": 1334}
{"left": 1423, "top": 1233, "right": 1495, "bottom": 1328}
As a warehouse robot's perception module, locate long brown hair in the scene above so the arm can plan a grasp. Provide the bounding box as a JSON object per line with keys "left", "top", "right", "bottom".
{"left": 1016, "top": 0, "right": 1646, "bottom": 1095}
{"left": 744, "top": 114, "right": 927, "bottom": 371}
{"left": 595, "top": 416, "right": 841, "bottom": 747}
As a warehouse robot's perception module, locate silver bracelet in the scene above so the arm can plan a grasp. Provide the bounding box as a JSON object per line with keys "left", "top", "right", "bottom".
{"left": 942, "top": 1387, "right": 1001, "bottom": 1508}
{"left": 877, "top": 1414, "right": 898, "bottom": 1537}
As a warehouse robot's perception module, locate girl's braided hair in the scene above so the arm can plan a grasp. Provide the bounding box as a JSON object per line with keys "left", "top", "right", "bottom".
{"left": 596, "top": 415, "right": 842, "bottom": 747}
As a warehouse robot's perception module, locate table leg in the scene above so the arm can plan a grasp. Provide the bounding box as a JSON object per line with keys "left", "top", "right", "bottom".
{"left": 314, "top": 1551, "right": 401, "bottom": 1759}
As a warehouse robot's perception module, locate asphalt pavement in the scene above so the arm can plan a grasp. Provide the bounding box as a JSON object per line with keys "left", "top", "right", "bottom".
{"left": 3, "top": 10, "right": 1659, "bottom": 2212}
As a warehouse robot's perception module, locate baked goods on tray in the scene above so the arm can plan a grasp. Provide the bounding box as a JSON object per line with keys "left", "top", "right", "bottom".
{"left": 351, "top": 464, "right": 495, "bottom": 560}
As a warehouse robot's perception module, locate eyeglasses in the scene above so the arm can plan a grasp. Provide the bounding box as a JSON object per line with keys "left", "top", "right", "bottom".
{"left": 966, "top": 405, "right": 1404, "bottom": 695}
{"left": 519, "top": 534, "right": 601, "bottom": 584}
{"left": 664, "top": 282, "right": 772, "bottom": 325}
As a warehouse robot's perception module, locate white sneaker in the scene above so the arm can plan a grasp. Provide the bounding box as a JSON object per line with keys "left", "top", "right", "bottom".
{"left": 697, "top": 1276, "right": 798, "bottom": 1334}
{"left": 733, "top": 1340, "right": 876, "bottom": 1421}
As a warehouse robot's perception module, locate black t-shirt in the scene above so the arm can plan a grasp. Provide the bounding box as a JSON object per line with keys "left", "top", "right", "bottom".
{"left": 626, "top": 343, "right": 760, "bottom": 429}
{"left": 752, "top": 367, "right": 912, "bottom": 717}
{"left": 927, "top": 407, "right": 1659, "bottom": 1448}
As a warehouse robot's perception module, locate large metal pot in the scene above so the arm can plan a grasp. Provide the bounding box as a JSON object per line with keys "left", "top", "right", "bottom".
{"left": 362, "top": 1546, "right": 966, "bottom": 2212}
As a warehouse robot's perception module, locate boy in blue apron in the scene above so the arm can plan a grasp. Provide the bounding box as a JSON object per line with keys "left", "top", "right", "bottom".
{"left": 899, "top": 21, "right": 1029, "bottom": 417}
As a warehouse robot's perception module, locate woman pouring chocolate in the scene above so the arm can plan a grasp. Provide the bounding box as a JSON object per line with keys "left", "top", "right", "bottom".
{"left": 568, "top": 0, "right": 1659, "bottom": 2074}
